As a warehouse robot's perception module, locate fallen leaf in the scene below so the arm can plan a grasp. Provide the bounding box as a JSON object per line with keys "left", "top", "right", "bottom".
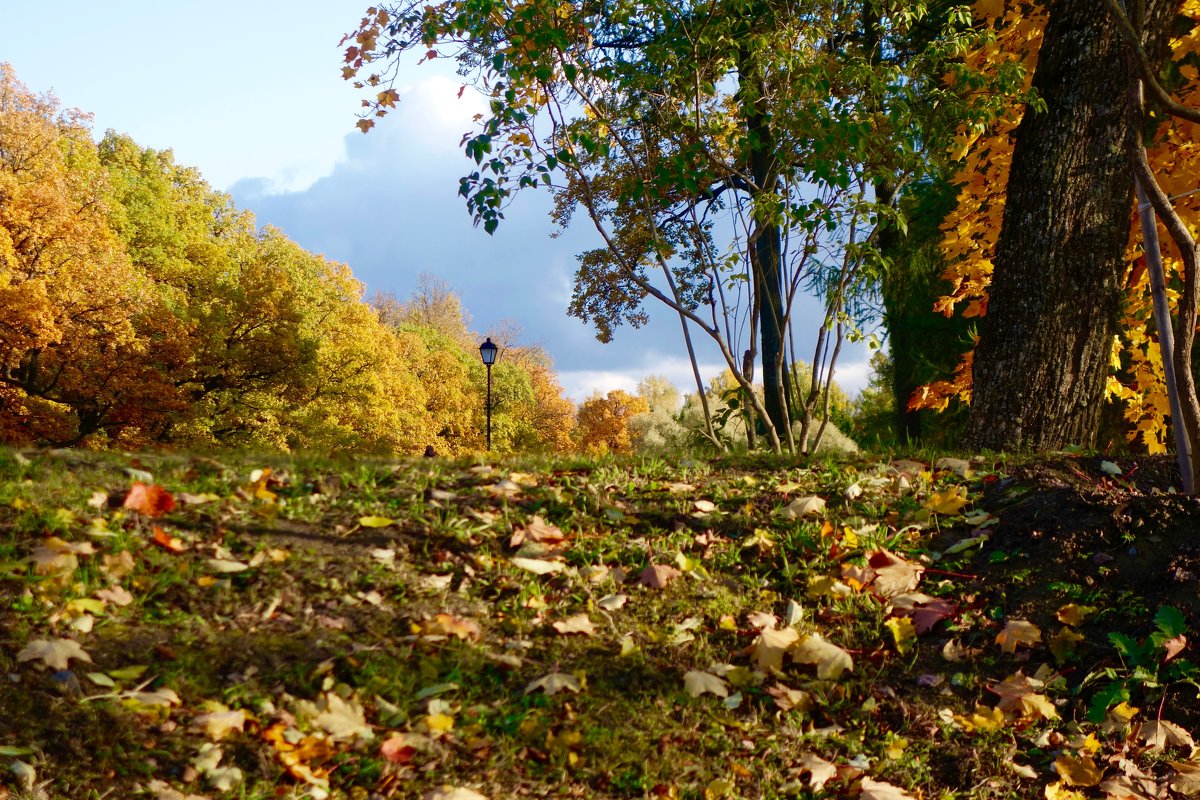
{"left": 145, "top": 778, "right": 211, "bottom": 800}
{"left": 952, "top": 704, "right": 1006, "bottom": 732}
{"left": 17, "top": 638, "right": 92, "bottom": 670}
{"left": 511, "top": 557, "right": 565, "bottom": 575}
{"left": 95, "top": 585, "right": 134, "bottom": 606}
{"left": 1168, "top": 760, "right": 1200, "bottom": 795}
{"left": 1043, "top": 782, "right": 1087, "bottom": 800}
{"left": 860, "top": 776, "right": 916, "bottom": 799}
{"left": 767, "top": 684, "right": 812, "bottom": 713}
{"left": 192, "top": 744, "right": 243, "bottom": 791}
{"left": 693, "top": 499, "right": 717, "bottom": 513}
{"left": 1056, "top": 604, "right": 1097, "bottom": 627}
{"left": 868, "top": 550, "right": 924, "bottom": 597}
{"left": 781, "top": 495, "right": 826, "bottom": 519}
{"left": 123, "top": 482, "right": 176, "bottom": 517}
{"left": 298, "top": 692, "right": 374, "bottom": 742}
{"left": 934, "top": 457, "right": 973, "bottom": 477}
{"left": 597, "top": 593, "right": 627, "bottom": 611}
{"left": 1007, "top": 760, "right": 1038, "bottom": 780}
{"left": 1099, "top": 460, "right": 1123, "bottom": 477}
{"left": 996, "top": 619, "right": 1042, "bottom": 653}
{"left": 792, "top": 634, "right": 854, "bottom": 679}
{"left": 753, "top": 626, "right": 800, "bottom": 672}
{"left": 424, "top": 787, "right": 489, "bottom": 800}
{"left": 924, "top": 486, "right": 970, "bottom": 515}
{"left": 683, "top": 670, "right": 729, "bottom": 698}
{"left": 424, "top": 614, "right": 481, "bottom": 640}
{"left": 525, "top": 671, "right": 583, "bottom": 696}
{"left": 152, "top": 526, "right": 187, "bottom": 553}
{"left": 1098, "top": 774, "right": 1161, "bottom": 800}
{"left": 793, "top": 752, "right": 837, "bottom": 790}
{"left": 1053, "top": 755, "right": 1103, "bottom": 787}
{"left": 191, "top": 706, "right": 249, "bottom": 741}
{"left": 552, "top": 614, "right": 596, "bottom": 636}
{"left": 989, "top": 671, "right": 1058, "bottom": 720}
{"left": 1142, "top": 720, "right": 1195, "bottom": 752}
{"left": 885, "top": 617, "right": 917, "bottom": 654}
{"left": 380, "top": 732, "right": 432, "bottom": 764}
{"left": 638, "top": 563, "right": 681, "bottom": 588}
{"left": 510, "top": 515, "right": 566, "bottom": 547}
{"left": 747, "top": 610, "right": 779, "bottom": 630}
{"left": 206, "top": 559, "right": 250, "bottom": 573}
{"left": 1049, "top": 626, "right": 1085, "bottom": 662}
{"left": 1163, "top": 634, "right": 1188, "bottom": 663}
{"left": 358, "top": 515, "right": 395, "bottom": 528}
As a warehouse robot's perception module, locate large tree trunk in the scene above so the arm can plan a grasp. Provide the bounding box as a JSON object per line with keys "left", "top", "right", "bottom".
{"left": 965, "top": 0, "right": 1170, "bottom": 450}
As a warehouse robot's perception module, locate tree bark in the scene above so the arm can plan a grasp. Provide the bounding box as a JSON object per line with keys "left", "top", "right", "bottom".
{"left": 965, "top": 0, "right": 1171, "bottom": 450}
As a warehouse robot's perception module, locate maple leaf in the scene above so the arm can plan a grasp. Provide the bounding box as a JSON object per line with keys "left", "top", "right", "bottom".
{"left": 1163, "top": 634, "right": 1188, "bottom": 663}
{"left": 780, "top": 495, "right": 826, "bottom": 519}
{"left": 193, "top": 744, "right": 243, "bottom": 791}
{"left": 380, "top": 732, "right": 433, "bottom": 764}
{"left": 683, "top": 670, "right": 729, "bottom": 698}
{"left": 191, "top": 705, "right": 249, "bottom": 741}
{"left": 792, "top": 634, "right": 853, "bottom": 679}
{"left": 423, "top": 614, "right": 481, "bottom": 641}
{"left": 1049, "top": 626, "right": 1085, "bottom": 662}
{"left": 753, "top": 626, "right": 800, "bottom": 672}
{"left": 793, "top": 752, "right": 837, "bottom": 790}
{"left": 952, "top": 704, "right": 1006, "bottom": 733}
{"left": 638, "top": 563, "right": 681, "bottom": 588}
{"left": 17, "top": 637, "right": 92, "bottom": 670}
{"left": 1053, "top": 756, "right": 1103, "bottom": 787}
{"left": 123, "top": 482, "right": 176, "bottom": 517}
{"left": 510, "top": 515, "right": 566, "bottom": 547}
{"left": 860, "top": 777, "right": 917, "bottom": 799}
{"left": 552, "top": 614, "right": 596, "bottom": 636}
{"left": 28, "top": 536, "right": 92, "bottom": 574}
{"left": 995, "top": 619, "right": 1042, "bottom": 653}
{"left": 1141, "top": 720, "right": 1195, "bottom": 752}
{"left": 747, "top": 610, "right": 779, "bottom": 630}
{"left": 989, "top": 671, "right": 1058, "bottom": 720}
{"left": 1168, "top": 760, "right": 1200, "bottom": 796}
{"left": 1056, "top": 603, "right": 1097, "bottom": 626}
{"left": 924, "top": 486, "right": 970, "bottom": 515}
{"left": 297, "top": 692, "right": 374, "bottom": 742}
{"left": 890, "top": 594, "right": 957, "bottom": 635}
{"left": 1043, "top": 783, "right": 1087, "bottom": 800}
{"left": 868, "top": 550, "right": 924, "bottom": 597}
{"left": 767, "top": 684, "right": 812, "bottom": 713}
{"left": 525, "top": 671, "right": 583, "bottom": 696}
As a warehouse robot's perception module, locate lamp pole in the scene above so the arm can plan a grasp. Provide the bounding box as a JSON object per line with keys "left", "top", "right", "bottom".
{"left": 478, "top": 337, "right": 498, "bottom": 451}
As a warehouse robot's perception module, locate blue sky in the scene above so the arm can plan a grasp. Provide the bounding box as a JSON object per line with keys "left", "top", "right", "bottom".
{"left": 2, "top": 0, "right": 874, "bottom": 401}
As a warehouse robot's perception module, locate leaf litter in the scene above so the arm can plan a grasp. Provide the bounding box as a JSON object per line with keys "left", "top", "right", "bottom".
{"left": 1, "top": 449, "right": 1199, "bottom": 798}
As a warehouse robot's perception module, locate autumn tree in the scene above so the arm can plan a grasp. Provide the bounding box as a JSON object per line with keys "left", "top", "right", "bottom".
{"left": 341, "top": 1, "right": 984, "bottom": 454}
{"left": 576, "top": 389, "right": 649, "bottom": 455}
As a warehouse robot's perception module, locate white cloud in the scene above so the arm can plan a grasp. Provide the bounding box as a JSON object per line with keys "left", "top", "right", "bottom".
{"left": 833, "top": 359, "right": 874, "bottom": 398}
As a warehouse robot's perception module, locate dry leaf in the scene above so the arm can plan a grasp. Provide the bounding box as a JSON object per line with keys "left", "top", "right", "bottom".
{"left": 1056, "top": 604, "right": 1097, "bottom": 627}
{"left": 1163, "top": 634, "right": 1188, "bottom": 663}
{"left": 424, "top": 787, "right": 489, "bottom": 800}
{"left": 924, "top": 487, "right": 970, "bottom": 515}
{"left": 989, "top": 671, "right": 1058, "bottom": 721}
{"left": 767, "top": 684, "right": 812, "bottom": 713}
{"left": 793, "top": 752, "right": 837, "bottom": 790}
{"left": 792, "top": 634, "right": 854, "bottom": 679}
{"left": 597, "top": 593, "right": 627, "bottom": 611}
{"left": 683, "top": 670, "right": 729, "bottom": 698}
{"left": 145, "top": 778, "right": 211, "bottom": 800}
{"left": 868, "top": 550, "right": 924, "bottom": 597}
{"left": 525, "top": 671, "right": 583, "bottom": 696}
{"left": 206, "top": 559, "right": 250, "bottom": 573}
{"left": 510, "top": 515, "right": 566, "bottom": 547}
{"left": 747, "top": 610, "right": 779, "bottom": 630}
{"left": 380, "top": 732, "right": 432, "bottom": 764}
{"left": 753, "top": 626, "right": 800, "bottom": 672}
{"left": 995, "top": 619, "right": 1042, "bottom": 653}
{"left": 1168, "top": 760, "right": 1200, "bottom": 795}
{"left": 300, "top": 692, "right": 374, "bottom": 742}
{"left": 95, "top": 585, "right": 134, "bottom": 606}
{"left": 859, "top": 777, "right": 917, "bottom": 799}
{"left": 1142, "top": 720, "right": 1195, "bottom": 752}
{"left": 552, "top": 614, "right": 595, "bottom": 636}
{"left": 424, "top": 614, "right": 481, "bottom": 641}
{"left": 638, "top": 563, "right": 681, "bottom": 588}
{"left": 17, "top": 638, "right": 92, "bottom": 670}
{"left": 781, "top": 495, "right": 826, "bottom": 519}
{"left": 885, "top": 617, "right": 917, "bottom": 654}
{"left": 511, "top": 557, "right": 565, "bottom": 575}
{"left": 191, "top": 706, "right": 249, "bottom": 741}
{"left": 1053, "top": 756, "right": 1103, "bottom": 787}
{"left": 123, "top": 482, "right": 176, "bottom": 517}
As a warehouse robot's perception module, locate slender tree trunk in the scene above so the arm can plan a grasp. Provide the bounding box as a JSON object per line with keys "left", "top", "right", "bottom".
{"left": 965, "top": 0, "right": 1170, "bottom": 450}
{"left": 738, "top": 45, "right": 790, "bottom": 443}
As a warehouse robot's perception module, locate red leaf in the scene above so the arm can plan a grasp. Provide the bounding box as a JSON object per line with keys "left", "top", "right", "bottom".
{"left": 123, "top": 482, "right": 175, "bottom": 517}
{"left": 152, "top": 525, "right": 187, "bottom": 553}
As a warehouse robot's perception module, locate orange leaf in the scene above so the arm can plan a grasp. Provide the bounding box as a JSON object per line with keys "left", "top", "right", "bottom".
{"left": 151, "top": 525, "right": 187, "bottom": 553}
{"left": 123, "top": 482, "right": 176, "bottom": 517}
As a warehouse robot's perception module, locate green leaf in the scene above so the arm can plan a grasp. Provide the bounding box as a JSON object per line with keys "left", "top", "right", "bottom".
{"left": 1086, "top": 681, "right": 1129, "bottom": 723}
{"left": 1155, "top": 606, "right": 1186, "bottom": 639}
{"left": 358, "top": 516, "right": 395, "bottom": 528}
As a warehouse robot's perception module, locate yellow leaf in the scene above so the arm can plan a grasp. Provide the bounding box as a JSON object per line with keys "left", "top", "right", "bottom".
{"left": 792, "top": 634, "right": 854, "bottom": 680}
{"left": 683, "top": 670, "right": 730, "bottom": 698}
{"left": 424, "top": 713, "right": 455, "bottom": 736}
{"left": 753, "top": 627, "right": 800, "bottom": 672}
{"left": 1055, "top": 604, "right": 1096, "bottom": 626}
{"left": 953, "top": 704, "right": 1006, "bottom": 732}
{"left": 1049, "top": 626, "right": 1084, "bottom": 662}
{"left": 885, "top": 617, "right": 917, "bottom": 654}
{"left": 1053, "top": 756, "right": 1103, "bottom": 787}
{"left": 1044, "top": 782, "right": 1087, "bottom": 800}
{"left": 996, "top": 619, "right": 1042, "bottom": 653}
{"left": 924, "top": 487, "right": 971, "bottom": 515}
{"left": 358, "top": 516, "right": 395, "bottom": 528}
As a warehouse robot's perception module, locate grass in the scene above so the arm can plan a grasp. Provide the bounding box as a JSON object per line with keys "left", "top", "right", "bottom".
{"left": 0, "top": 446, "right": 1197, "bottom": 800}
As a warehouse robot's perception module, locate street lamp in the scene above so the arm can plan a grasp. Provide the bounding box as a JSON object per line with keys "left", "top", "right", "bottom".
{"left": 478, "top": 337, "right": 498, "bottom": 451}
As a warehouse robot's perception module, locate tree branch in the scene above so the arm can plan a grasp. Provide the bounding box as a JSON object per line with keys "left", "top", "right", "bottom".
{"left": 1104, "top": 0, "right": 1200, "bottom": 124}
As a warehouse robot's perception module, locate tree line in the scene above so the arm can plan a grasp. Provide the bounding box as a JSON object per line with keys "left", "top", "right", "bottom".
{"left": 0, "top": 64, "right": 577, "bottom": 455}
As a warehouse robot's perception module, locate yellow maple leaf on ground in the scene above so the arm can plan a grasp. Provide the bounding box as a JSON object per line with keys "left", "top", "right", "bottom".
{"left": 996, "top": 619, "right": 1042, "bottom": 653}
{"left": 924, "top": 486, "right": 971, "bottom": 515}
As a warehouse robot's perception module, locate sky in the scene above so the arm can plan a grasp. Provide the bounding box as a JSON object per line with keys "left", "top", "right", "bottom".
{"left": 2, "top": 0, "right": 875, "bottom": 401}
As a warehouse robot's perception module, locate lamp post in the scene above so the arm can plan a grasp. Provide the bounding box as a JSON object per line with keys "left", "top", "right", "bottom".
{"left": 478, "top": 337, "right": 498, "bottom": 451}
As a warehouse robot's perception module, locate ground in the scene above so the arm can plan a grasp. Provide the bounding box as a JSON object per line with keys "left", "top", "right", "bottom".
{"left": 0, "top": 448, "right": 1197, "bottom": 800}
